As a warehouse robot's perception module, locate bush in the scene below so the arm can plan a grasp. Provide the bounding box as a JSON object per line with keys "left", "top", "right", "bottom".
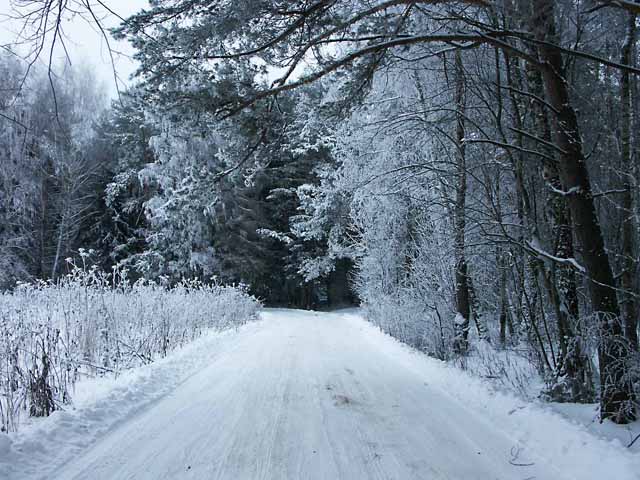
{"left": 0, "top": 265, "right": 260, "bottom": 432}
{"left": 362, "top": 293, "right": 455, "bottom": 361}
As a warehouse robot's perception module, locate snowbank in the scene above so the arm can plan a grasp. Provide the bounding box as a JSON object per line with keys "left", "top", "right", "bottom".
{"left": 0, "top": 270, "right": 260, "bottom": 433}
{"left": 0, "top": 320, "right": 265, "bottom": 480}
{"left": 343, "top": 312, "right": 640, "bottom": 480}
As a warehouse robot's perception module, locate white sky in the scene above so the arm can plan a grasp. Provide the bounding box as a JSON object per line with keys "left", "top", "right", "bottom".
{"left": 0, "top": 0, "right": 150, "bottom": 98}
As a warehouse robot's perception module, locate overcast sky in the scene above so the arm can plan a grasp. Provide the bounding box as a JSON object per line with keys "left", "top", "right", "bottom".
{"left": 0, "top": 0, "right": 150, "bottom": 99}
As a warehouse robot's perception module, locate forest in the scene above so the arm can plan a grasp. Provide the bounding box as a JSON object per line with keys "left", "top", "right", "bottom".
{"left": 1, "top": 0, "right": 639, "bottom": 442}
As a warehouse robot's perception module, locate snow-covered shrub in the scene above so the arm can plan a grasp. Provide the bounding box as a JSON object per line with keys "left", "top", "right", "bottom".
{"left": 362, "top": 294, "right": 455, "bottom": 361}
{"left": 0, "top": 266, "right": 260, "bottom": 432}
{"left": 454, "top": 340, "right": 541, "bottom": 398}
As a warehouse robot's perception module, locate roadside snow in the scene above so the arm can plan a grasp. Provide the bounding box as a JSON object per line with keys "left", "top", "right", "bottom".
{"left": 449, "top": 326, "right": 640, "bottom": 452}
{"left": 550, "top": 402, "right": 640, "bottom": 452}
{"left": 0, "top": 321, "right": 264, "bottom": 480}
{"left": 347, "top": 311, "right": 640, "bottom": 479}
{"left": 1, "top": 310, "right": 638, "bottom": 480}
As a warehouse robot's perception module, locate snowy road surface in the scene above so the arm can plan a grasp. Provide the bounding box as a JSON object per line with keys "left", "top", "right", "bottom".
{"left": 7, "top": 310, "right": 640, "bottom": 479}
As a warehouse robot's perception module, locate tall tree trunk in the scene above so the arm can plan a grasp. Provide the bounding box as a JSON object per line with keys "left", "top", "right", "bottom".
{"left": 453, "top": 49, "right": 470, "bottom": 354}
{"left": 526, "top": 62, "right": 594, "bottom": 402}
{"left": 620, "top": 12, "right": 639, "bottom": 351}
{"left": 468, "top": 273, "right": 489, "bottom": 341}
{"left": 489, "top": 48, "right": 508, "bottom": 347}
{"left": 51, "top": 208, "right": 67, "bottom": 281}
{"left": 532, "top": 0, "right": 635, "bottom": 423}
{"left": 498, "top": 249, "right": 509, "bottom": 346}
{"left": 503, "top": 52, "right": 543, "bottom": 347}
{"left": 38, "top": 157, "right": 50, "bottom": 279}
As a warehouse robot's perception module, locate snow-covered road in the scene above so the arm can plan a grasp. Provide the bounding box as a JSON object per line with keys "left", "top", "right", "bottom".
{"left": 11, "top": 310, "right": 640, "bottom": 479}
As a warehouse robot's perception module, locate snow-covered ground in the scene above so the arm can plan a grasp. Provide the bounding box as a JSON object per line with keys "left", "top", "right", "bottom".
{"left": 1, "top": 309, "right": 638, "bottom": 479}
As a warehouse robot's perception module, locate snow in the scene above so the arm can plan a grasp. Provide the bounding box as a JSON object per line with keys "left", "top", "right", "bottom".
{"left": 527, "top": 237, "right": 586, "bottom": 273}
{"left": 548, "top": 185, "right": 583, "bottom": 197}
{"left": 453, "top": 312, "right": 466, "bottom": 325}
{"left": 550, "top": 402, "right": 640, "bottom": 451}
{"left": 2, "top": 309, "right": 638, "bottom": 480}
{"left": 0, "top": 322, "right": 264, "bottom": 480}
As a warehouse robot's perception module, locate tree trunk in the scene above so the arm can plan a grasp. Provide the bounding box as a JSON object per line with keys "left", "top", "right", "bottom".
{"left": 452, "top": 49, "right": 470, "bottom": 354}
{"left": 532, "top": 0, "right": 635, "bottom": 423}
{"left": 620, "top": 12, "right": 639, "bottom": 351}
{"left": 468, "top": 273, "right": 489, "bottom": 341}
{"left": 498, "top": 250, "right": 508, "bottom": 346}
{"left": 51, "top": 210, "right": 66, "bottom": 281}
{"left": 525, "top": 61, "right": 594, "bottom": 402}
